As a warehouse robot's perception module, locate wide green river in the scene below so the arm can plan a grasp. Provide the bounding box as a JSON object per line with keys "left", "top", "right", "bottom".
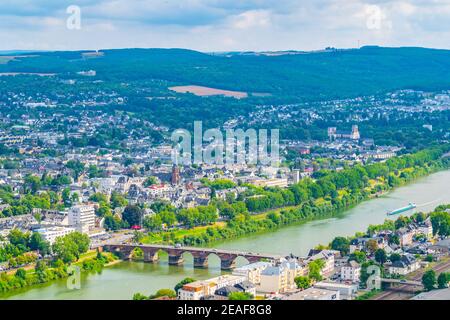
{"left": 2, "top": 170, "right": 450, "bottom": 300}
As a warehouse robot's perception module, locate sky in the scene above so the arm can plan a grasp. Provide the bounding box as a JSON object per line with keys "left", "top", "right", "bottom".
{"left": 1, "top": 0, "right": 450, "bottom": 52}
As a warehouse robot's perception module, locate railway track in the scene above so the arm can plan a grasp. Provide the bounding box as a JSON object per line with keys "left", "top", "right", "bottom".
{"left": 371, "top": 258, "right": 450, "bottom": 300}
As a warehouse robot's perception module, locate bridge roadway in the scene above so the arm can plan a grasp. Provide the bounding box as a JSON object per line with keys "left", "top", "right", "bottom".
{"left": 380, "top": 278, "right": 422, "bottom": 286}
{"left": 102, "top": 243, "right": 282, "bottom": 270}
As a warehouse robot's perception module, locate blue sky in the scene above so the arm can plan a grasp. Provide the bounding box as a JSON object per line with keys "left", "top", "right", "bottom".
{"left": 1, "top": 0, "right": 450, "bottom": 51}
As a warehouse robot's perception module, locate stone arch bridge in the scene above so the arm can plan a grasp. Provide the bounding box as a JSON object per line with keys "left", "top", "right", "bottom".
{"left": 102, "top": 244, "right": 281, "bottom": 270}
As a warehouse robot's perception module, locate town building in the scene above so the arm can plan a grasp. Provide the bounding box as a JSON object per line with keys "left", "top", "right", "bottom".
{"left": 307, "top": 249, "right": 337, "bottom": 277}
{"left": 388, "top": 255, "right": 420, "bottom": 275}
{"left": 232, "top": 261, "right": 273, "bottom": 285}
{"left": 314, "top": 282, "right": 358, "bottom": 300}
{"left": 280, "top": 287, "right": 340, "bottom": 300}
{"left": 396, "top": 227, "right": 415, "bottom": 246}
{"left": 340, "top": 260, "right": 361, "bottom": 283}
{"left": 177, "top": 275, "right": 246, "bottom": 300}
{"left": 328, "top": 125, "right": 360, "bottom": 141}
{"left": 252, "top": 178, "right": 288, "bottom": 188}
{"left": 411, "top": 287, "right": 450, "bottom": 300}
{"left": 171, "top": 165, "right": 180, "bottom": 185}
{"left": 68, "top": 204, "right": 96, "bottom": 234}
{"left": 258, "top": 258, "right": 306, "bottom": 294}
{"left": 259, "top": 265, "right": 290, "bottom": 294}
{"left": 36, "top": 226, "right": 76, "bottom": 244}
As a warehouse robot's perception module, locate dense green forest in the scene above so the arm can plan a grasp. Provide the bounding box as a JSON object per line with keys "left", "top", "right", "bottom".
{"left": 2, "top": 47, "right": 450, "bottom": 99}
{"left": 1, "top": 47, "right": 450, "bottom": 148}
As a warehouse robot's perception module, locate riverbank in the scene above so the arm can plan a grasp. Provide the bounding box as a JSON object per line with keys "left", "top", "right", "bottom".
{"left": 143, "top": 148, "right": 450, "bottom": 248}
{"left": 3, "top": 170, "right": 450, "bottom": 300}
{"left": 0, "top": 250, "right": 117, "bottom": 294}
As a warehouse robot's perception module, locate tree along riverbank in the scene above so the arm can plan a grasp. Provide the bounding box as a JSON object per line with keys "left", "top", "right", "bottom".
{"left": 0, "top": 232, "right": 118, "bottom": 293}
{"left": 137, "top": 204, "right": 450, "bottom": 300}
{"left": 143, "top": 145, "right": 450, "bottom": 247}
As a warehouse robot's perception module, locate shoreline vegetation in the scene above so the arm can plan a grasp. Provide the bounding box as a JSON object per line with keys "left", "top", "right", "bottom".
{"left": 142, "top": 145, "right": 450, "bottom": 247}
{"left": 1, "top": 145, "right": 449, "bottom": 296}
{"left": 138, "top": 204, "right": 450, "bottom": 300}
{"left": 0, "top": 231, "right": 118, "bottom": 294}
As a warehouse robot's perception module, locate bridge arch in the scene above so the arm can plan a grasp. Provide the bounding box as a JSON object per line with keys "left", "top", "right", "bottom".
{"left": 232, "top": 256, "right": 251, "bottom": 267}
{"left": 181, "top": 251, "right": 195, "bottom": 267}
{"left": 103, "top": 244, "right": 278, "bottom": 270}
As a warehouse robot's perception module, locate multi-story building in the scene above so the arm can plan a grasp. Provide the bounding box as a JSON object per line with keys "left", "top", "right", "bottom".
{"left": 232, "top": 261, "right": 273, "bottom": 285}
{"left": 258, "top": 260, "right": 300, "bottom": 292}
{"left": 178, "top": 275, "right": 246, "bottom": 300}
{"left": 36, "top": 226, "right": 76, "bottom": 244}
{"left": 307, "top": 250, "right": 337, "bottom": 277}
{"left": 291, "top": 169, "right": 301, "bottom": 184}
{"left": 259, "top": 265, "right": 289, "bottom": 294}
{"left": 396, "top": 227, "right": 415, "bottom": 246}
{"left": 340, "top": 260, "right": 361, "bottom": 283}
{"left": 327, "top": 125, "right": 360, "bottom": 141}
{"left": 68, "top": 204, "right": 96, "bottom": 234}
{"left": 417, "top": 218, "right": 433, "bottom": 239}
{"left": 252, "top": 178, "right": 288, "bottom": 188}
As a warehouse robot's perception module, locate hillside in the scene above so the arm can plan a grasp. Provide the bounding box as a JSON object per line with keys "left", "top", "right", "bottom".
{"left": 1, "top": 46, "right": 450, "bottom": 101}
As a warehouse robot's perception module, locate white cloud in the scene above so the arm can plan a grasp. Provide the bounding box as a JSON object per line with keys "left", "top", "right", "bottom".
{"left": 231, "top": 10, "right": 272, "bottom": 29}
{"left": 0, "top": 0, "right": 450, "bottom": 51}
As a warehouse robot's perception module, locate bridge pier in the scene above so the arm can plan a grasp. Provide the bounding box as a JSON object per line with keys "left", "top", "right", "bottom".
{"left": 193, "top": 256, "right": 209, "bottom": 268}
{"left": 102, "top": 245, "right": 280, "bottom": 270}
{"left": 168, "top": 254, "right": 184, "bottom": 266}
{"left": 143, "top": 250, "right": 159, "bottom": 263}
{"left": 118, "top": 249, "right": 133, "bottom": 260}
{"left": 220, "top": 259, "right": 236, "bottom": 270}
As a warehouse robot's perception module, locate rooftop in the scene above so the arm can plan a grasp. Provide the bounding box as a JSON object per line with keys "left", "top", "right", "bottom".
{"left": 411, "top": 288, "right": 450, "bottom": 300}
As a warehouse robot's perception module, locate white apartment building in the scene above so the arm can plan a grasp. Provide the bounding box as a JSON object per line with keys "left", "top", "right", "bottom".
{"left": 232, "top": 261, "right": 273, "bottom": 285}
{"left": 178, "top": 275, "right": 246, "bottom": 300}
{"left": 252, "top": 178, "right": 288, "bottom": 188}
{"left": 340, "top": 260, "right": 361, "bottom": 283}
{"left": 68, "top": 204, "right": 96, "bottom": 234}
{"left": 36, "top": 226, "right": 76, "bottom": 244}
{"left": 307, "top": 250, "right": 337, "bottom": 277}
{"left": 258, "top": 258, "right": 308, "bottom": 294}
{"left": 259, "top": 265, "right": 289, "bottom": 294}
{"left": 314, "top": 282, "right": 358, "bottom": 300}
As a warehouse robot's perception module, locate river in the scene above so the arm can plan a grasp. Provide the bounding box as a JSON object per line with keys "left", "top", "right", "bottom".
{"left": 2, "top": 170, "right": 450, "bottom": 300}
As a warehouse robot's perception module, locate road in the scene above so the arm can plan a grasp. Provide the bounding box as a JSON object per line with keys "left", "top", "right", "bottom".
{"left": 372, "top": 257, "right": 450, "bottom": 300}
{"left": 90, "top": 231, "right": 134, "bottom": 249}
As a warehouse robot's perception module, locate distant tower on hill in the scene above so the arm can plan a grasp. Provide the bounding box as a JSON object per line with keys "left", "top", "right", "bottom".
{"left": 351, "top": 125, "right": 360, "bottom": 140}
{"left": 328, "top": 127, "right": 337, "bottom": 141}
{"left": 171, "top": 165, "right": 180, "bottom": 185}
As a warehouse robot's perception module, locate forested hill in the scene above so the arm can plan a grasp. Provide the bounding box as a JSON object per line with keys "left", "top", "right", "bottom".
{"left": 1, "top": 46, "right": 450, "bottom": 101}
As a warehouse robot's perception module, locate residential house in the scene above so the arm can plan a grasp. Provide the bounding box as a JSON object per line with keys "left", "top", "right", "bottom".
{"left": 396, "top": 227, "right": 415, "bottom": 247}
{"left": 340, "top": 260, "right": 361, "bottom": 283}
{"left": 388, "top": 255, "right": 420, "bottom": 275}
